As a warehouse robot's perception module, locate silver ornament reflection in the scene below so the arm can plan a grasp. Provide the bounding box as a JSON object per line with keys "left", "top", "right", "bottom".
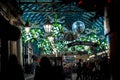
{"left": 72, "top": 21, "right": 85, "bottom": 33}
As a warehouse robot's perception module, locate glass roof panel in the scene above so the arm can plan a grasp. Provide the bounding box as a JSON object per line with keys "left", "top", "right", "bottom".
{"left": 19, "top": 0, "right": 36, "bottom": 2}
{"left": 17, "top": 0, "right": 109, "bottom": 55}
{"left": 37, "top": 0, "right": 52, "bottom": 2}
{"left": 19, "top": 1, "right": 104, "bottom": 35}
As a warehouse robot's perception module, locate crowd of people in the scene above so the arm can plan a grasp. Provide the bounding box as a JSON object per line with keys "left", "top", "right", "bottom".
{"left": 34, "top": 56, "right": 66, "bottom": 80}
{"left": 64, "top": 56, "right": 110, "bottom": 80}
{"left": 4, "top": 54, "right": 110, "bottom": 80}
{"left": 33, "top": 54, "right": 110, "bottom": 80}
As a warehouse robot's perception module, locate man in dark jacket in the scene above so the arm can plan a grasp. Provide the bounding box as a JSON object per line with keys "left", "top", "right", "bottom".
{"left": 76, "top": 59, "right": 83, "bottom": 80}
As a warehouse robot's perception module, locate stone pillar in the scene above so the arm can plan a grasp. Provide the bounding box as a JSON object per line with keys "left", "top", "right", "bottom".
{"left": 17, "top": 38, "right": 23, "bottom": 66}
{"left": 10, "top": 41, "right": 17, "bottom": 55}
{"left": 10, "top": 40, "right": 24, "bottom": 66}
{"left": 28, "top": 41, "right": 33, "bottom": 64}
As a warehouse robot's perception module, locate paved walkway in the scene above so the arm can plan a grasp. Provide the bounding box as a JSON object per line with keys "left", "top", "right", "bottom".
{"left": 66, "top": 73, "right": 77, "bottom": 80}
{"left": 24, "top": 73, "right": 77, "bottom": 80}
{"left": 24, "top": 74, "right": 34, "bottom": 80}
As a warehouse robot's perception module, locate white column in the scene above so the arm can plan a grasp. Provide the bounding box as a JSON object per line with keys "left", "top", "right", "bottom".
{"left": 17, "top": 38, "right": 23, "bottom": 66}
{"left": 10, "top": 41, "right": 17, "bottom": 55}
{"left": 28, "top": 41, "right": 33, "bottom": 64}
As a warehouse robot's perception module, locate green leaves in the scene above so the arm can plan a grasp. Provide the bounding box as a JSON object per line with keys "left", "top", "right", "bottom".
{"left": 22, "top": 16, "right": 108, "bottom": 55}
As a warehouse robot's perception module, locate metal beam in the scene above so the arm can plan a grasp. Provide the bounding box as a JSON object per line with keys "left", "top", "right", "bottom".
{"left": 22, "top": 10, "right": 84, "bottom": 13}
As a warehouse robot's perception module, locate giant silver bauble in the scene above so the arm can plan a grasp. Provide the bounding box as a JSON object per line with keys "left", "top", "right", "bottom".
{"left": 72, "top": 21, "right": 85, "bottom": 33}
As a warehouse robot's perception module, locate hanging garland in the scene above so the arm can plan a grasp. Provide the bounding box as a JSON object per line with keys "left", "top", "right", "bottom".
{"left": 22, "top": 14, "right": 108, "bottom": 55}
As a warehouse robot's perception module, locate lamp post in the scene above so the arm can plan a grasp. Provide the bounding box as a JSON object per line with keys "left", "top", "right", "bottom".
{"left": 48, "top": 36, "right": 57, "bottom": 57}
{"left": 43, "top": 19, "right": 52, "bottom": 33}
{"left": 24, "top": 19, "right": 31, "bottom": 33}
{"left": 23, "top": 19, "right": 31, "bottom": 69}
{"left": 43, "top": 18, "right": 58, "bottom": 57}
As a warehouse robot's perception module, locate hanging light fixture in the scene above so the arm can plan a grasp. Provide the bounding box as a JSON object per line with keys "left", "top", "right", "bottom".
{"left": 43, "top": 17, "right": 52, "bottom": 33}
{"left": 24, "top": 19, "right": 31, "bottom": 33}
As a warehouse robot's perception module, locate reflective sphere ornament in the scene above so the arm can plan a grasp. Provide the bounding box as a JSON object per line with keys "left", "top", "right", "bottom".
{"left": 72, "top": 21, "right": 85, "bottom": 33}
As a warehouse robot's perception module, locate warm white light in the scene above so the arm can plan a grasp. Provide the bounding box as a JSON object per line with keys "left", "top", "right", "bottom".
{"left": 84, "top": 46, "right": 89, "bottom": 50}
{"left": 89, "top": 55, "right": 95, "bottom": 58}
{"left": 48, "top": 36, "right": 54, "bottom": 42}
{"left": 25, "top": 27, "right": 30, "bottom": 33}
{"left": 43, "top": 21, "right": 52, "bottom": 33}
{"left": 74, "top": 55, "right": 76, "bottom": 58}
{"left": 87, "top": 58, "right": 90, "bottom": 61}
{"left": 25, "top": 19, "right": 31, "bottom": 33}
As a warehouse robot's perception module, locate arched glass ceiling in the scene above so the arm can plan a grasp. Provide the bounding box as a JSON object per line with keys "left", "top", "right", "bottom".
{"left": 18, "top": 0, "right": 104, "bottom": 35}
{"left": 17, "top": 0, "right": 109, "bottom": 55}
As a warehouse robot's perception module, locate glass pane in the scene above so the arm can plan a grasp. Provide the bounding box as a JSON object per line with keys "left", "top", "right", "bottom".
{"left": 37, "top": 0, "right": 52, "bottom": 2}
{"left": 20, "top": 0, "right": 35, "bottom": 2}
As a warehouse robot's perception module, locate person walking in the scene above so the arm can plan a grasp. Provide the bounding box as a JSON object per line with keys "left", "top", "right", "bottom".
{"left": 76, "top": 59, "right": 83, "bottom": 80}
{"left": 6, "top": 54, "right": 25, "bottom": 80}
{"left": 34, "top": 56, "right": 53, "bottom": 80}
